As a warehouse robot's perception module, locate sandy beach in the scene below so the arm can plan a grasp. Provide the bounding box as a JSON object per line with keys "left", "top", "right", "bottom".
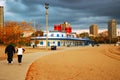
{"left": 25, "top": 45, "right": 120, "bottom": 80}
{"left": 0, "top": 44, "right": 120, "bottom": 80}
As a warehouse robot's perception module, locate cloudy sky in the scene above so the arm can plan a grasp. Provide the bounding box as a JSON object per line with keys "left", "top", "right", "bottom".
{"left": 0, "top": 0, "right": 120, "bottom": 31}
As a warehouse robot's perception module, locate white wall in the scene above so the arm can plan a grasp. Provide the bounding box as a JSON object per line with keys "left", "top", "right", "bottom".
{"left": 44, "top": 31, "right": 66, "bottom": 37}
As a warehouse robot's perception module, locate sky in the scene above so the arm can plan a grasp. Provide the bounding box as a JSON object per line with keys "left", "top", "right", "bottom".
{"left": 0, "top": 0, "right": 120, "bottom": 32}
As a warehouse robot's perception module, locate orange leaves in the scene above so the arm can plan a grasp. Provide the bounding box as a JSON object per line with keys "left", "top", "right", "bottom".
{"left": 2, "top": 21, "right": 20, "bottom": 44}
{"left": 0, "top": 21, "right": 35, "bottom": 45}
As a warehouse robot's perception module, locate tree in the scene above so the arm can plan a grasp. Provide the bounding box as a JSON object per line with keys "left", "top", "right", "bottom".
{"left": 3, "top": 21, "right": 20, "bottom": 44}
{"left": 79, "top": 32, "right": 89, "bottom": 38}
{"left": 31, "top": 30, "right": 44, "bottom": 37}
{"left": 0, "top": 27, "right": 4, "bottom": 44}
{"left": 1, "top": 21, "right": 35, "bottom": 45}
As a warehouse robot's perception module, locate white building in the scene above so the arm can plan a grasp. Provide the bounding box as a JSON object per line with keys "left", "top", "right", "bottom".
{"left": 31, "top": 31, "right": 90, "bottom": 47}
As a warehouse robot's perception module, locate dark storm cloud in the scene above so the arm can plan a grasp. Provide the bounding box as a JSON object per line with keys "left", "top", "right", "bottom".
{"left": 4, "top": 0, "right": 120, "bottom": 30}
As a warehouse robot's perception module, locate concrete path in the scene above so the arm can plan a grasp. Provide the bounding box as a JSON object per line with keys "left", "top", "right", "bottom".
{"left": 0, "top": 51, "right": 50, "bottom": 80}
{"left": 0, "top": 47, "right": 79, "bottom": 80}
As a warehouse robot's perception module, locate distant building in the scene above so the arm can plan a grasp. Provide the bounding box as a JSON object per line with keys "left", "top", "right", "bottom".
{"left": 108, "top": 19, "right": 117, "bottom": 39}
{"left": 0, "top": 6, "right": 4, "bottom": 27}
{"left": 89, "top": 24, "right": 98, "bottom": 37}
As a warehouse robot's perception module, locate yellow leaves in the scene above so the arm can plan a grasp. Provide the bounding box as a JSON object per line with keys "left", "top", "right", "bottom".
{"left": 0, "top": 21, "right": 35, "bottom": 45}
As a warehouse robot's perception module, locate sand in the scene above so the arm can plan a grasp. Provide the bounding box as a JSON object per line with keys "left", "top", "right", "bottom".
{"left": 0, "top": 45, "right": 120, "bottom": 80}
{"left": 25, "top": 45, "right": 120, "bottom": 80}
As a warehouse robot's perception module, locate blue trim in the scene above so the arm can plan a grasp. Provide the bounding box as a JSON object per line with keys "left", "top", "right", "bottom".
{"left": 31, "top": 37, "right": 89, "bottom": 41}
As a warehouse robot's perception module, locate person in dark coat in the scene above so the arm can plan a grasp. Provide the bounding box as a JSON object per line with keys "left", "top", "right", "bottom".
{"left": 5, "top": 44, "right": 16, "bottom": 63}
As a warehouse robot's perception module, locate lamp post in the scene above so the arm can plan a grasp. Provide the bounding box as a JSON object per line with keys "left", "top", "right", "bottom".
{"left": 45, "top": 3, "right": 49, "bottom": 50}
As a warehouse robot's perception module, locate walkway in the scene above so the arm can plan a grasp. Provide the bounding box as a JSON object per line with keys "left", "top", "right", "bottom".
{"left": 0, "top": 52, "right": 49, "bottom": 80}
{"left": 0, "top": 47, "right": 78, "bottom": 80}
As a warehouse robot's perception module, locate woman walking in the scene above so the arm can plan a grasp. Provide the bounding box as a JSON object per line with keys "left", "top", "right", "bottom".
{"left": 16, "top": 45, "right": 25, "bottom": 64}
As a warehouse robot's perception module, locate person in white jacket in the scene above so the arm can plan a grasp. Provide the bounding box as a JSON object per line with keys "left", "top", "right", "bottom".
{"left": 16, "top": 45, "right": 25, "bottom": 64}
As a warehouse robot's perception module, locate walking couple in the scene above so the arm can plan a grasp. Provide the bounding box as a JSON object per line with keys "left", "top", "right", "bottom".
{"left": 5, "top": 44, "right": 25, "bottom": 64}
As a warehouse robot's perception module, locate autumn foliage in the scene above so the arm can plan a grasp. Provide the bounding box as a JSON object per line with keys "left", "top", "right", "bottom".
{"left": 0, "top": 21, "right": 35, "bottom": 45}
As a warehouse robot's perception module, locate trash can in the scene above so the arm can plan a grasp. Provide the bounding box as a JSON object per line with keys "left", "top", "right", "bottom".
{"left": 67, "top": 45, "right": 70, "bottom": 47}
{"left": 96, "top": 44, "right": 100, "bottom": 46}
{"left": 33, "top": 45, "right": 35, "bottom": 48}
{"left": 51, "top": 46, "right": 56, "bottom": 50}
{"left": 92, "top": 44, "right": 94, "bottom": 47}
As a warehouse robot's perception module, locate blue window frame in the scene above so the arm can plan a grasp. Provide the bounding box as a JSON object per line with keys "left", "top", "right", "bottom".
{"left": 62, "top": 34, "right": 63, "bottom": 37}
{"left": 51, "top": 34, "right": 54, "bottom": 37}
{"left": 48, "top": 42, "right": 50, "bottom": 46}
{"left": 44, "top": 34, "right": 46, "bottom": 37}
{"left": 40, "top": 42, "right": 43, "bottom": 45}
{"left": 58, "top": 42, "right": 60, "bottom": 46}
{"left": 57, "top": 34, "right": 59, "bottom": 37}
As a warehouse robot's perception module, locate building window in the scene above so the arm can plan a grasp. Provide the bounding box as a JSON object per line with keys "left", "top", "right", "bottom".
{"left": 51, "top": 34, "right": 54, "bottom": 37}
{"left": 40, "top": 42, "right": 43, "bottom": 45}
{"left": 44, "top": 34, "right": 46, "bottom": 37}
{"left": 58, "top": 41, "right": 60, "bottom": 46}
{"left": 48, "top": 42, "right": 50, "bottom": 46}
{"left": 62, "top": 34, "right": 63, "bottom": 37}
{"left": 72, "top": 35, "right": 74, "bottom": 38}
{"left": 57, "top": 34, "right": 59, "bottom": 37}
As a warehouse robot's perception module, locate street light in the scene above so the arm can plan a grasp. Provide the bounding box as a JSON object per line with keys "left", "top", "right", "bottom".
{"left": 45, "top": 3, "right": 49, "bottom": 50}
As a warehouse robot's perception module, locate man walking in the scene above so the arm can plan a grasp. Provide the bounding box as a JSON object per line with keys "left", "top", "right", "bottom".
{"left": 5, "top": 44, "right": 16, "bottom": 63}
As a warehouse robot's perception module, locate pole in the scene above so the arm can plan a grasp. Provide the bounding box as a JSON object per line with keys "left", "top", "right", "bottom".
{"left": 45, "top": 3, "right": 49, "bottom": 50}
